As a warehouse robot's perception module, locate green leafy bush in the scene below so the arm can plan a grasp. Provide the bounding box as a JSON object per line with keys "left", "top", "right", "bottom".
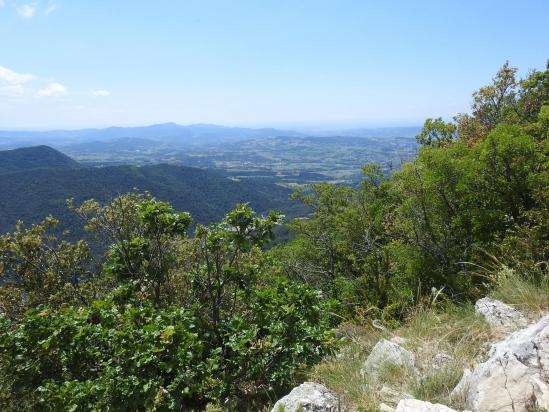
{"left": 0, "top": 299, "right": 213, "bottom": 411}
{"left": 0, "top": 278, "right": 335, "bottom": 411}
{"left": 224, "top": 279, "right": 337, "bottom": 391}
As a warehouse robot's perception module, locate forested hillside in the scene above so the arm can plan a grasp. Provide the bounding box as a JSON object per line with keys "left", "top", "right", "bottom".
{"left": 0, "top": 145, "right": 80, "bottom": 174}
{"left": 0, "top": 148, "right": 301, "bottom": 237}
{"left": 0, "top": 62, "right": 547, "bottom": 411}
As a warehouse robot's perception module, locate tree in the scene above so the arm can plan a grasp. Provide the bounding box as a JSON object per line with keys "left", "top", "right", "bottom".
{"left": 456, "top": 61, "right": 549, "bottom": 143}
{"left": 187, "top": 203, "right": 283, "bottom": 342}
{"left": 0, "top": 202, "right": 335, "bottom": 411}
{"left": 416, "top": 117, "right": 458, "bottom": 147}
{"left": 471, "top": 61, "right": 518, "bottom": 130}
{"left": 70, "top": 193, "right": 191, "bottom": 305}
{"left": 281, "top": 183, "right": 353, "bottom": 298}
{"left": 0, "top": 216, "right": 95, "bottom": 318}
{"left": 477, "top": 124, "right": 543, "bottom": 223}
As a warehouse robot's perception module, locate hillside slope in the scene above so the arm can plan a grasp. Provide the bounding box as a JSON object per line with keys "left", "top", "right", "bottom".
{"left": 0, "top": 147, "right": 300, "bottom": 237}
{"left": 0, "top": 145, "right": 80, "bottom": 174}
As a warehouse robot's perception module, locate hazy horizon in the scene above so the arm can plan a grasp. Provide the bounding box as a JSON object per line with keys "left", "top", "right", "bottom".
{"left": 1, "top": 0, "right": 548, "bottom": 129}
{"left": 0, "top": 121, "right": 423, "bottom": 133}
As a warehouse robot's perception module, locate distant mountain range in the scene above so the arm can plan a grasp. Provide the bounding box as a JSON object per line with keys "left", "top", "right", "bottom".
{"left": 0, "top": 123, "right": 421, "bottom": 150}
{"left": 0, "top": 123, "right": 304, "bottom": 149}
{"left": 0, "top": 146, "right": 302, "bottom": 239}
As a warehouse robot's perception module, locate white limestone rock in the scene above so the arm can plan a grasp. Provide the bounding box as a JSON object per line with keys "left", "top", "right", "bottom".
{"left": 379, "top": 403, "right": 396, "bottom": 412}
{"left": 271, "top": 382, "right": 339, "bottom": 412}
{"left": 449, "top": 368, "right": 472, "bottom": 403}
{"left": 532, "top": 376, "right": 549, "bottom": 409}
{"left": 461, "top": 314, "right": 549, "bottom": 411}
{"left": 362, "top": 339, "right": 415, "bottom": 375}
{"left": 395, "top": 399, "right": 458, "bottom": 412}
{"left": 474, "top": 297, "right": 527, "bottom": 329}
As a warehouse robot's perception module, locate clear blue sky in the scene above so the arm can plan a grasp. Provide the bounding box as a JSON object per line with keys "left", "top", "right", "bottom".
{"left": 0, "top": 0, "right": 547, "bottom": 130}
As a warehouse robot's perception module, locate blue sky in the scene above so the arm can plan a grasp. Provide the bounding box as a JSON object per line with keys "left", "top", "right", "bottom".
{"left": 0, "top": 0, "right": 548, "bottom": 130}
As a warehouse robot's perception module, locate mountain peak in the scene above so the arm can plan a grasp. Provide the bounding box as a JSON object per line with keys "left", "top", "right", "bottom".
{"left": 0, "top": 146, "right": 80, "bottom": 174}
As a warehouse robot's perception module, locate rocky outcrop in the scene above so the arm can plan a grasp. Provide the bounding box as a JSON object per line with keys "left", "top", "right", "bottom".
{"left": 459, "top": 314, "right": 549, "bottom": 411}
{"left": 274, "top": 299, "right": 547, "bottom": 412}
{"left": 362, "top": 339, "right": 415, "bottom": 375}
{"left": 474, "top": 297, "right": 527, "bottom": 329}
{"left": 395, "top": 399, "right": 459, "bottom": 412}
{"left": 271, "top": 382, "right": 339, "bottom": 412}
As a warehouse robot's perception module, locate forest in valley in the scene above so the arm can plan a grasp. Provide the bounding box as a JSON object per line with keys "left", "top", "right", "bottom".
{"left": 0, "top": 62, "right": 547, "bottom": 411}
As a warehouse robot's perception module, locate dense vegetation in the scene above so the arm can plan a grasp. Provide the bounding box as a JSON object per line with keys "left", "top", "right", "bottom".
{"left": 0, "top": 62, "right": 547, "bottom": 411}
{"left": 0, "top": 160, "right": 303, "bottom": 238}
{"left": 274, "top": 62, "right": 548, "bottom": 320}
{"left": 0, "top": 198, "right": 335, "bottom": 410}
{"left": 0, "top": 145, "right": 79, "bottom": 174}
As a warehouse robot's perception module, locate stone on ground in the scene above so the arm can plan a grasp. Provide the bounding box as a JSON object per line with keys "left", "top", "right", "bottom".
{"left": 379, "top": 403, "right": 396, "bottom": 412}
{"left": 532, "top": 376, "right": 549, "bottom": 409}
{"left": 474, "top": 297, "right": 527, "bottom": 329}
{"left": 432, "top": 352, "right": 454, "bottom": 370}
{"left": 450, "top": 368, "right": 472, "bottom": 403}
{"left": 362, "top": 339, "right": 415, "bottom": 375}
{"left": 271, "top": 382, "right": 339, "bottom": 412}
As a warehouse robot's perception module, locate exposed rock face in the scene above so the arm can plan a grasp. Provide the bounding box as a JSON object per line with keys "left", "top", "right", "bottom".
{"left": 362, "top": 339, "right": 415, "bottom": 375}
{"left": 271, "top": 382, "right": 339, "bottom": 412}
{"left": 461, "top": 314, "right": 549, "bottom": 411}
{"left": 395, "top": 399, "right": 458, "bottom": 412}
{"left": 474, "top": 297, "right": 527, "bottom": 329}
{"left": 532, "top": 376, "right": 549, "bottom": 409}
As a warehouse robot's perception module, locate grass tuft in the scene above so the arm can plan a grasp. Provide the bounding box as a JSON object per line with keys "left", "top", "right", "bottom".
{"left": 490, "top": 266, "right": 549, "bottom": 315}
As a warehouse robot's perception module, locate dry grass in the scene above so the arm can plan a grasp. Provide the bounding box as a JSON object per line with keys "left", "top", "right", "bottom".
{"left": 308, "top": 301, "right": 495, "bottom": 411}
{"left": 307, "top": 323, "right": 385, "bottom": 411}
{"left": 307, "top": 266, "right": 549, "bottom": 411}
{"left": 490, "top": 266, "right": 549, "bottom": 315}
